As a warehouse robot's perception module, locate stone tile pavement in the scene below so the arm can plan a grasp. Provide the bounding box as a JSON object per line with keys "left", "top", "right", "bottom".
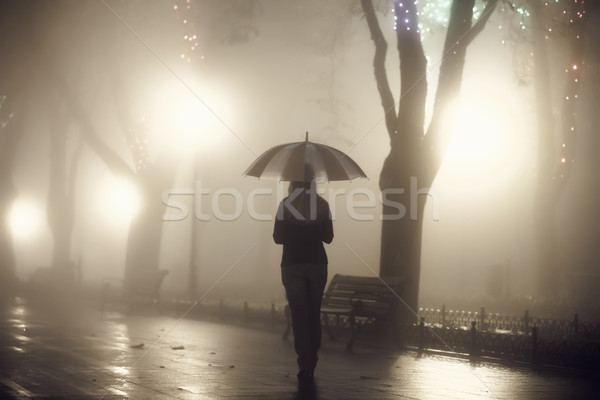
{"left": 0, "top": 297, "right": 598, "bottom": 399}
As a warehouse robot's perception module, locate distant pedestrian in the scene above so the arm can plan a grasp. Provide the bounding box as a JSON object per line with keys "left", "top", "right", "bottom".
{"left": 273, "top": 173, "right": 333, "bottom": 382}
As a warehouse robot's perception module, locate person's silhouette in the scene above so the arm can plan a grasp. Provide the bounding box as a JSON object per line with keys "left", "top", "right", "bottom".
{"left": 295, "top": 377, "right": 318, "bottom": 399}
{"left": 274, "top": 171, "right": 333, "bottom": 381}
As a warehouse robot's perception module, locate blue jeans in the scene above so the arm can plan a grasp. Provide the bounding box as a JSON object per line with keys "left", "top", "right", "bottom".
{"left": 281, "top": 263, "right": 327, "bottom": 372}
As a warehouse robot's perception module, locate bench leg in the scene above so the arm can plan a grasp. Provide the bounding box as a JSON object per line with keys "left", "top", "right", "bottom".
{"left": 346, "top": 314, "right": 356, "bottom": 352}
{"left": 322, "top": 312, "right": 336, "bottom": 341}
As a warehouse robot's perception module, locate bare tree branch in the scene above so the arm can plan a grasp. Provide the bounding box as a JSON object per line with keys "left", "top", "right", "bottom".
{"left": 394, "top": 0, "right": 428, "bottom": 147}
{"left": 463, "top": 0, "right": 499, "bottom": 46}
{"left": 361, "top": 0, "right": 397, "bottom": 136}
{"left": 54, "top": 77, "right": 136, "bottom": 179}
{"left": 423, "top": 0, "right": 474, "bottom": 167}
{"left": 26, "top": 28, "right": 136, "bottom": 179}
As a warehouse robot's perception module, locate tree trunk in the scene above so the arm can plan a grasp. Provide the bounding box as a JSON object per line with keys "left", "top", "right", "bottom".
{"left": 531, "top": 0, "right": 559, "bottom": 298}
{"left": 46, "top": 102, "right": 84, "bottom": 285}
{"left": 558, "top": 2, "right": 599, "bottom": 310}
{"left": 363, "top": 0, "right": 491, "bottom": 325}
{"left": 123, "top": 162, "right": 176, "bottom": 282}
{"left": 47, "top": 108, "right": 71, "bottom": 276}
{"left": 0, "top": 96, "right": 24, "bottom": 303}
{"left": 531, "top": 0, "right": 585, "bottom": 297}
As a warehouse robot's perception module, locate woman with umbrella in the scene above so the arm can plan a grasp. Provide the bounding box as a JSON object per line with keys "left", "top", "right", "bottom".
{"left": 273, "top": 164, "right": 333, "bottom": 382}
{"left": 244, "top": 133, "right": 366, "bottom": 381}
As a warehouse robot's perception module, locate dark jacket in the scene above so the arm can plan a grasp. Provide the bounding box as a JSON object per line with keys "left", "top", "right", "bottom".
{"left": 273, "top": 194, "right": 333, "bottom": 266}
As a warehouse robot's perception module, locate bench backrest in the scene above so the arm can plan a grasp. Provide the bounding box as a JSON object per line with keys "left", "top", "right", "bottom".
{"left": 323, "top": 274, "right": 405, "bottom": 315}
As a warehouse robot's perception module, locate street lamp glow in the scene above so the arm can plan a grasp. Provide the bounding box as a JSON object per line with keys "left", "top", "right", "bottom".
{"left": 94, "top": 176, "right": 141, "bottom": 229}
{"left": 8, "top": 198, "right": 43, "bottom": 241}
{"left": 174, "top": 96, "right": 217, "bottom": 146}
{"left": 149, "top": 79, "right": 230, "bottom": 157}
{"left": 441, "top": 96, "right": 514, "bottom": 179}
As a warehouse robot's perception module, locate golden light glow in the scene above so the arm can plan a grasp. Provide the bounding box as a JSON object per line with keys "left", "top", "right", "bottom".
{"left": 441, "top": 96, "right": 514, "bottom": 180}
{"left": 8, "top": 198, "right": 43, "bottom": 241}
{"left": 148, "top": 80, "right": 230, "bottom": 157}
{"left": 93, "top": 177, "right": 141, "bottom": 229}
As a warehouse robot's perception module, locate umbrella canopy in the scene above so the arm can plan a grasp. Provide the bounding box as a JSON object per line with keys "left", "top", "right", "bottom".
{"left": 244, "top": 133, "right": 367, "bottom": 182}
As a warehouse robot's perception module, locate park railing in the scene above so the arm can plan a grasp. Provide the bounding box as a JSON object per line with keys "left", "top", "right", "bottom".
{"left": 408, "top": 306, "right": 600, "bottom": 369}
{"left": 148, "top": 297, "right": 600, "bottom": 369}
{"left": 418, "top": 305, "right": 600, "bottom": 340}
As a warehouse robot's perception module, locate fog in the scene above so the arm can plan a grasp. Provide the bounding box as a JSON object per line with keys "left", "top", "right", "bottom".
{"left": 2, "top": 0, "right": 599, "bottom": 317}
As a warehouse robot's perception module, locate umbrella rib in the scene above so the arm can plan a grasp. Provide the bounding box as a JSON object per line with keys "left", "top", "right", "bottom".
{"left": 319, "top": 146, "right": 352, "bottom": 181}
{"left": 320, "top": 144, "right": 366, "bottom": 181}
{"left": 243, "top": 138, "right": 367, "bottom": 181}
{"left": 243, "top": 143, "right": 292, "bottom": 177}
{"left": 281, "top": 142, "right": 307, "bottom": 181}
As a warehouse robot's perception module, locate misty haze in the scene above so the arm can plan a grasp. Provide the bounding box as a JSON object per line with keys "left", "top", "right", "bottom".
{"left": 1, "top": 1, "right": 599, "bottom": 399}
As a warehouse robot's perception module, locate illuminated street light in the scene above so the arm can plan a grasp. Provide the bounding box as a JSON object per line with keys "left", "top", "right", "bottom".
{"left": 8, "top": 198, "right": 43, "bottom": 241}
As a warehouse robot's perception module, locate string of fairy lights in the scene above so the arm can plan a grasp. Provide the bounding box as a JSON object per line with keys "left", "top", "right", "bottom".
{"left": 510, "top": 0, "right": 587, "bottom": 181}
{"left": 172, "top": 0, "right": 202, "bottom": 64}
{"left": 124, "top": 117, "right": 151, "bottom": 172}
{"left": 397, "top": 0, "right": 588, "bottom": 180}
{"left": 503, "top": 0, "right": 587, "bottom": 181}
{"left": 121, "top": 0, "right": 588, "bottom": 177}
{"left": 412, "top": 0, "right": 486, "bottom": 35}
{"left": 556, "top": 0, "right": 585, "bottom": 181}
{"left": 123, "top": 0, "right": 204, "bottom": 173}
{"left": 395, "top": 1, "right": 421, "bottom": 32}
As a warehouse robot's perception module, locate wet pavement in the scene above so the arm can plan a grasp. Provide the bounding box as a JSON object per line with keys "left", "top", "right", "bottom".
{"left": 0, "top": 297, "right": 598, "bottom": 400}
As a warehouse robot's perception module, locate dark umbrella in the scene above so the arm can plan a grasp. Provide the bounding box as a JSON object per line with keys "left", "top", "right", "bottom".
{"left": 244, "top": 132, "right": 367, "bottom": 182}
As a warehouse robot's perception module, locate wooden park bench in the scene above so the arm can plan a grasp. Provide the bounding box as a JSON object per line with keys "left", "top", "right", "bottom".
{"left": 101, "top": 269, "right": 169, "bottom": 312}
{"left": 283, "top": 274, "right": 406, "bottom": 351}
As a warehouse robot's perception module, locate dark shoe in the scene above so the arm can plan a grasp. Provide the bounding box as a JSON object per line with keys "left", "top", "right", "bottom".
{"left": 297, "top": 369, "right": 314, "bottom": 381}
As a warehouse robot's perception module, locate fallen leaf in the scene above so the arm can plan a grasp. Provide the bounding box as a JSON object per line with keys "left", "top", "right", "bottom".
{"left": 171, "top": 345, "right": 185, "bottom": 350}
{"left": 129, "top": 343, "right": 144, "bottom": 349}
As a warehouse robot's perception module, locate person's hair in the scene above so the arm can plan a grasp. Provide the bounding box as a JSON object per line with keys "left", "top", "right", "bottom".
{"left": 281, "top": 163, "right": 325, "bottom": 221}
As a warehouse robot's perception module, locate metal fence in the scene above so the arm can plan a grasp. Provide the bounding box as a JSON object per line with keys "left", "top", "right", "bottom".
{"left": 161, "top": 299, "right": 600, "bottom": 369}
{"left": 405, "top": 319, "right": 600, "bottom": 370}
{"left": 418, "top": 305, "right": 600, "bottom": 340}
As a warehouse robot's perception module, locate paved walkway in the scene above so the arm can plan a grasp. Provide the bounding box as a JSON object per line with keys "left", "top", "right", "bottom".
{"left": 0, "top": 297, "right": 598, "bottom": 399}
